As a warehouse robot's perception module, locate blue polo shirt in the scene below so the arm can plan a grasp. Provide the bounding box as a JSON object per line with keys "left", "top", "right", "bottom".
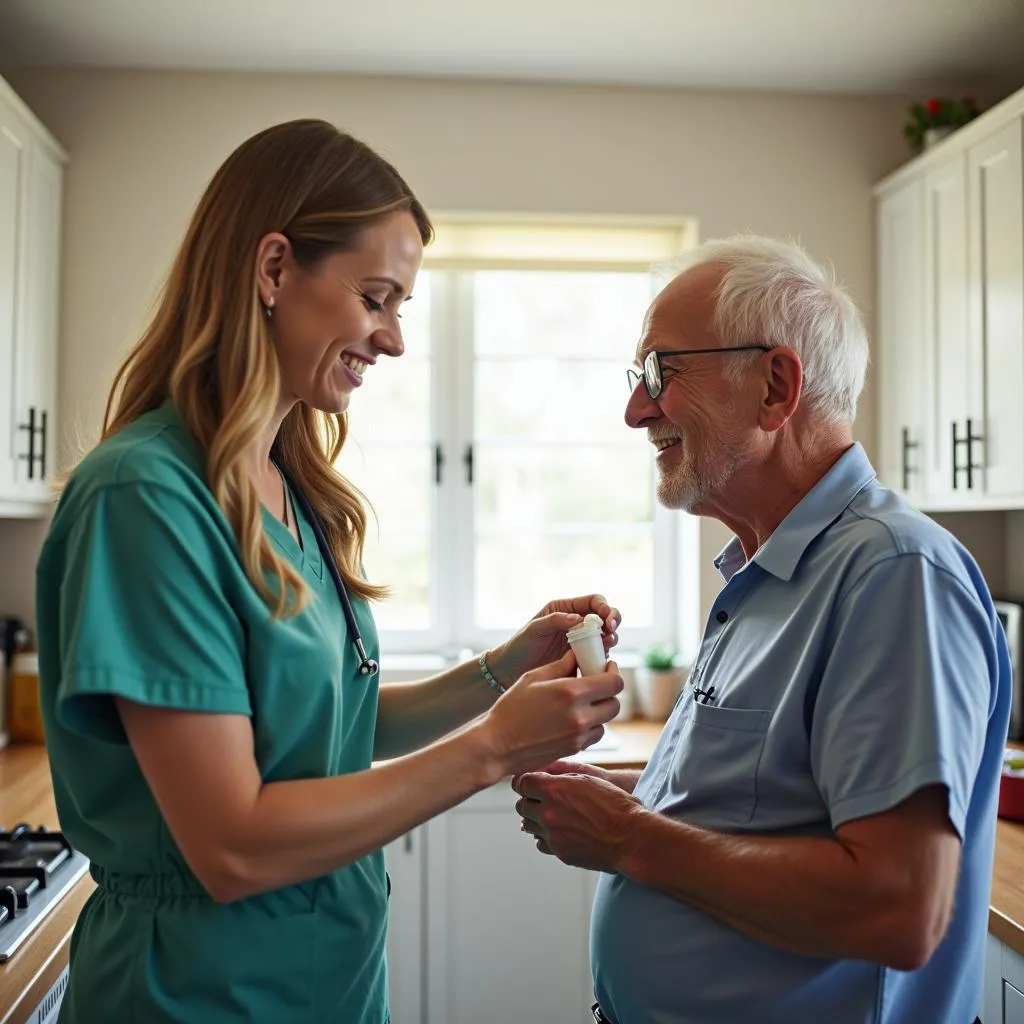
{"left": 591, "top": 443, "right": 1010, "bottom": 1024}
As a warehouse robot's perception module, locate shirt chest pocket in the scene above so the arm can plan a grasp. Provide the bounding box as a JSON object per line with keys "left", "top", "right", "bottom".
{"left": 665, "top": 702, "right": 773, "bottom": 826}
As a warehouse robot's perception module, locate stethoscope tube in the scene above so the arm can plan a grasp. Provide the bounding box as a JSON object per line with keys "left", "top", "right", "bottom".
{"left": 273, "top": 460, "right": 380, "bottom": 677}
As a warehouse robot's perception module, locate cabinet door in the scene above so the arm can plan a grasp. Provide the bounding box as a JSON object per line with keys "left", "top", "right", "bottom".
{"left": 386, "top": 829, "right": 424, "bottom": 1024}
{"left": 1006, "top": 981, "right": 1024, "bottom": 1024}
{"left": 11, "top": 138, "right": 62, "bottom": 501}
{"left": 970, "top": 117, "right": 1024, "bottom": 498}
{"left": 923, "top": 155, "right": 972, "bottom": 503}
{"left": 876, "top": 179, "right": 928, "bottom": 500}
{"left": 987, "top": 933, "right": 1005, "bottom": 1024}
{"left": 425, "top": 783, "right": 597, "bottom": 1024}
{"left": 0, "top": 96, "right": 28, "bottom": 500}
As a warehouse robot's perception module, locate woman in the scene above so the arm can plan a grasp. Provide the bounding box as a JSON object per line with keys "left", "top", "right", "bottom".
{"left": 36, "top": 119, "right": 623, "bottom": 1023}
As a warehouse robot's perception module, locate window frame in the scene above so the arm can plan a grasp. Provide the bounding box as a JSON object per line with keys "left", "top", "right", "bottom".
{"left": 354, "top": 216, "right": 701, "bottom": 661}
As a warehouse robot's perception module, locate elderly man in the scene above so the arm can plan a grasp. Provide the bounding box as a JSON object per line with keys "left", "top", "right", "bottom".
{"left": 514, "top": 235, "right": 1010, "bottom": 1024}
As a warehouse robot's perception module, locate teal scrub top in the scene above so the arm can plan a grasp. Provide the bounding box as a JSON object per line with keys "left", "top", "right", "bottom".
{"left": 35, "top": 401, "right": 390, "bottom": 1024}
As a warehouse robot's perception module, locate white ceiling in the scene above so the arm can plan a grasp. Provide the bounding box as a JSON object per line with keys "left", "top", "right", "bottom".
{"left": 0, "top": 0, "right": 1022, "bottom": 95}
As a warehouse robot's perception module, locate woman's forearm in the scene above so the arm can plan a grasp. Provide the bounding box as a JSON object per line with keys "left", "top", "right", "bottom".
{"left": 374, "top": 656, "right": 499, "bottom": 759}
{"left": 218, "top": 722, "right": 503, "bottom": 901}
{"left": 117, "top": 654, "right": 623, "bottom": 905}
{"left": 116, "top": 695, "right": 509, "bottom": 905}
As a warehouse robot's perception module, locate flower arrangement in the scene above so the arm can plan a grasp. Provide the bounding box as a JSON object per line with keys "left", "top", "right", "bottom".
{"left": 904, "top": 96, "right": 980, "bottom": 151}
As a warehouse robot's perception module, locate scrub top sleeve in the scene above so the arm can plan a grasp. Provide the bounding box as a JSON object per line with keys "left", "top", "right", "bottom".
{"left": 809, "top": 552, "right": 993, "bottom": 839}
{"left": 55, "top": 481, "right": 251, "bottom": 743}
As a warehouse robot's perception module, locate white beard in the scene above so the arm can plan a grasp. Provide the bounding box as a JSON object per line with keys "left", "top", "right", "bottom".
{"left": 657, "top": 429, "right": 757, "bottom": 512}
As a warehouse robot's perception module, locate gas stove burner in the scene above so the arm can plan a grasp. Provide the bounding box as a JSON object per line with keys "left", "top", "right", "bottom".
{"left": 0, "top": 824, "right": 73, "bottom": 879}
{"left": 0, "top": 823, "right": 89, "bottom": 963}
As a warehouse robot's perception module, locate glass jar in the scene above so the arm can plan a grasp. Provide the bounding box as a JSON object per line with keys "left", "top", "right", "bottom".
{"left": 9, "top": 630, "right": 45, "bottom": 744}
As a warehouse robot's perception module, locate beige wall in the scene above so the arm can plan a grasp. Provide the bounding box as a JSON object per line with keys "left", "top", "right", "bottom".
{"left": 929, "top": 512, "right": 1009, "bottom": 598}
{"left": 0, "top": 69, "right": 913, "bottom": 630}
{"left": 1007, "top": 512, "right": 1024, "bottom": 600}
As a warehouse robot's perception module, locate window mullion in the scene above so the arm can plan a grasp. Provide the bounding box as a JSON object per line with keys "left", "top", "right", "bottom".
{"left": 674, "top": 512, "right": 702, "bottom": 665}
{"left": 431, "top": 271, "right": 460, "bottom": 653}
{"left": 652, "top": 496, "right": 678, "bottom": 650}
{"left": 451, "top": 272, "right": 477, "bottom": 651}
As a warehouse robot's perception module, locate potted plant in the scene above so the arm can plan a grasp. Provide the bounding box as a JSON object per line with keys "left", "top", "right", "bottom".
{"left": 904, "top": 96, "right": 980, "bottom": 153}
{"left": 634, "top": 643, "right": 685, "bottom": 721}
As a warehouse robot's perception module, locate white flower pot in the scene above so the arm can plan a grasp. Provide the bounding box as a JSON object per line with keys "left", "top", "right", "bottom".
{"left": 924, "top": 126, "right": 954, "bottom": 149}
{"left": 634, "top": 667, "right": 684, "bottom": 721}
{"left": 614, "top": 673, "right": 635, "bottom": 721}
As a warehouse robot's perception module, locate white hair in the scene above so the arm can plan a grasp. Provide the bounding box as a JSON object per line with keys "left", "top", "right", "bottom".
{"left": 664, "top": 235, "right": 869, "bottom": 423}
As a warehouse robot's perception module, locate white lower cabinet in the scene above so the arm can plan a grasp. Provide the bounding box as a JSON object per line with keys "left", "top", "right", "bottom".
{"left": 985, "top": 932, "right": 1024, "bottom": 1024}
{"left": 386, "top": 829, "right": 425, "bottom": 1024}
{"left": 387, "top": 782, "right": 599, "bottom": 1024}
{"left": 1006, "top": 982, "right": 1024, "bottom": 1024}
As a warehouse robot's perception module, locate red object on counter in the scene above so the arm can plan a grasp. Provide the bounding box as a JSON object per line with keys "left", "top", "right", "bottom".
{"left": 998, "top": 773, "right": 1024, "bottom": 822}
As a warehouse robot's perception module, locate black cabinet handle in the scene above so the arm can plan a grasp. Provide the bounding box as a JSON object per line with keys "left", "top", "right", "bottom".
{"left": 404, "top": 832, "right": 413, "bottom": 854}
{"left": 463, "top": 444, "right": 474, "bottom": 485}
{"left": 434, "top": 443, "right": 444, "bottom": 485}
{"left": 951, "top": 420, "right": 960, "bottom": 490}
{"left": 38, "top": 409, "right": 47, "bottom": 479}
{"left": 17, "top": 406, "right": 37, "bottom": 481}
{"left": 952, "top": 419, "right": 984, "bottom": 490}
{"left": 964, "top": 417, "right": 983, "bottom": 490}
{"left": 901, "top": 427, "right": 918, "bottom": 491}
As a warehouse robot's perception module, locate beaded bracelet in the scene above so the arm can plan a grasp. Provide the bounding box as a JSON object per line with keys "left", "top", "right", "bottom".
{"left": 478, "top": 652, "right": 507, "bottom": 695}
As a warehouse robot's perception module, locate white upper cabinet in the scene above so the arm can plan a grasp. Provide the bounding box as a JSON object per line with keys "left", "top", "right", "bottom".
{"left": 874, "top": 87, "right": 1024, "bottom": 511}
{"left": 876, "top": 177, "right": 927, "bottom": 501}
{"left": 970, "top": 117, "right": 1024, "bottom": 500}
{"left": 0, "top": 75, "right": 65, "bottom": 518}
{"left": 0, "top": 96, "right": 29, "bottom": 504}
{"left": 923, "top": 153, "right": 971, "bottom": 504}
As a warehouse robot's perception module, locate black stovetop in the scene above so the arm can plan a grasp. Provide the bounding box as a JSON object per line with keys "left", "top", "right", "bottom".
{"left": 0, "top": 824, "right": 89, "bottom": 963}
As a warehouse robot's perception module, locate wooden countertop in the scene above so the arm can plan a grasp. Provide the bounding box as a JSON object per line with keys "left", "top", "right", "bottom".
{"left": 1, "top": 719, "right": 1021, "bottom": 1021}
{"left": 992, "top": 819, "right": 1024, "bottom": 952}
{"left": 577, "top": 719, "right": 664, "bottom": 771}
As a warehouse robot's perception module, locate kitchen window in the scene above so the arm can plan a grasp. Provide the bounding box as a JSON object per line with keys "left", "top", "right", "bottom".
{"left": 336, "top": 217, "right": 700, "bottom": 657}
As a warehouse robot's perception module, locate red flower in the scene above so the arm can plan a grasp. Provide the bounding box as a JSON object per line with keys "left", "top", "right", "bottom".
{"left": 927, "top": 98, "right": 941, "bottom": 115}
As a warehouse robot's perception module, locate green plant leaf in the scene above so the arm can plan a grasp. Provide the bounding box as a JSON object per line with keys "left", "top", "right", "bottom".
{"left": 642, "top": 642, "right": 678, "bottom": 670}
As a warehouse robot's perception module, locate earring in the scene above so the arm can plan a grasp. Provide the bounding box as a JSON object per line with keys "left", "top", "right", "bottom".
{"left": 264, "top": 296, "right": 275, "bottom": 319}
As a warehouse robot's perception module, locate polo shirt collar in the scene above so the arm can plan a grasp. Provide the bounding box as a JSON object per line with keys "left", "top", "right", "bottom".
{"left": 714, "top": 442, "right": 877, "bottom": 584}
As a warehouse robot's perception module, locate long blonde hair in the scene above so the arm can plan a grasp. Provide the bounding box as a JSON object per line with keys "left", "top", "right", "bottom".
{"left": 98, "top": 119, "right": 433, "bottom": 616}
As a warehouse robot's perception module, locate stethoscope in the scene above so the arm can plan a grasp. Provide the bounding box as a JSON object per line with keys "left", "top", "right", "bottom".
{"left": 274, "top": 460, "right": 380, "bottom": 677}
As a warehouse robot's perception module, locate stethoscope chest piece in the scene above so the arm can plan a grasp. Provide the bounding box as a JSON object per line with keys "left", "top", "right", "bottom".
{"left": 354, "top": 638, "right": 379, "bottom": 677}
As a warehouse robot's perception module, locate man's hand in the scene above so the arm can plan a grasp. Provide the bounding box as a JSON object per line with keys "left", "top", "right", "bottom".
{"left": 513, "top": 759, "right": 641, "bottom": 794}
{"left": 512, "top": 770, "right": 644, "bottom": 872}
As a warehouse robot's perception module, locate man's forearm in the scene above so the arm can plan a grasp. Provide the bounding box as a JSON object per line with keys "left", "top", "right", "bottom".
{"left": 618, "top": 810, "right": 928, "bottom": 968}
{"left": 605, "top": 768, "right": 642, "bottom": 793}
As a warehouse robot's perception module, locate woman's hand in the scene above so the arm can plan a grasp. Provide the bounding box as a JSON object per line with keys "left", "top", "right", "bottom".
{"left": 475, "top": 651, "right": 624, "bottom": 777}
{"left": 488, "top": 594, "right": 621, "bottom": 688}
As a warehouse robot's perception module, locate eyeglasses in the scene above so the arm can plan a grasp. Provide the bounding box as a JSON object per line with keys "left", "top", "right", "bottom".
{"left": 626, "top": 345, "right": 773, "bottom": 400}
